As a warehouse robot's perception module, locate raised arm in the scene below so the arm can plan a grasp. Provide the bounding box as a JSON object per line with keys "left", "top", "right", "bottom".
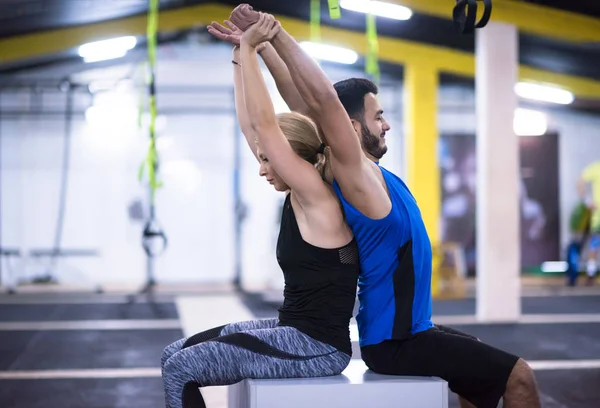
{"left": 208, "top": 21, "right": 260, "bottom": 161}
{"left": 231, "top": 46, "right": 260, "bottom": 161}
{"left": 207, "top": 20, "right": 310, "bottom": 117}
{"left": 230, "top": 5, "right": 364, "bottom": 170}
{"left": 259, "top": 43, "right": 311, "bottom": 115}
{"left": 239, "top": 14, "right": 328, "bottom": 205}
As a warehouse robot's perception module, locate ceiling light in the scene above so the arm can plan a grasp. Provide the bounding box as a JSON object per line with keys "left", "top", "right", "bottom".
{"left": 515, "top": 82, "right": 574, "bottom": 105}
{"left": 300, "top": 42, "right": 359, "bottom": 64}
{"left": 78, "top": 36, "right": 137, "bottom": 63}
{"left": 340, "top": 0, "right": 412, "bottom": 20}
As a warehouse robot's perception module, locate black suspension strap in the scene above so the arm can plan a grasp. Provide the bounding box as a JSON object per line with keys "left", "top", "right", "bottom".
{"left": 453, "top": 0, "right": 492, "bottom": 34}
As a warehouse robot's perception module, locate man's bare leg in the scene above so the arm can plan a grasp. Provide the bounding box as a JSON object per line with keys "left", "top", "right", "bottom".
{"left": 503, "top": 358, "right": 541, "bottom": 408}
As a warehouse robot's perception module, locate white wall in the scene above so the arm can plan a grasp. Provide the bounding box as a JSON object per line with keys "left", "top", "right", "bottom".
{"left": 0, "top": 43, "right": 404, "bottom": 290}
{"left": 2, "top": 42, "right": 598, "bottom": 289}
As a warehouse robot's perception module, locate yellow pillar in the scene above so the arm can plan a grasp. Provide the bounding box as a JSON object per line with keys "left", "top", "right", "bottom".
{"left": 404, "top": 62, "right": 441, "bottom": 297}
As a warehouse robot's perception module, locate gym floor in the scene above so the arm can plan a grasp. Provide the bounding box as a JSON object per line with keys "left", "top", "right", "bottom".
{"left": 1, "top": 287, "right": 599, "bottom": 408}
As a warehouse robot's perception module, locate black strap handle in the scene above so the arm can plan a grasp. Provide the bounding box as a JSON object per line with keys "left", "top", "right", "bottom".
{"left": 453, "top": 0, "right": 492, "bottom": 34}
{"left": 142, "top": 220, "right": 168, "bottom": 258}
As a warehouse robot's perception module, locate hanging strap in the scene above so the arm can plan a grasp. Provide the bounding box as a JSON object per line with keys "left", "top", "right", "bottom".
{"left": 310, "top": 0, "right": 322, "bottom": 42}
{"left": 139, "top": 0, "right": 167, "bottom": 257}
{"left": 365, "top": 12, "right": 380, "bottom": 85}
{"left": 453, "top": 0, "right": 492, "bottom": 34}
{"left": 327, "top": 0, "right": 341, "bottom": 19}
{"left": 138, "top": 0, "right": 163, "bottom": 202}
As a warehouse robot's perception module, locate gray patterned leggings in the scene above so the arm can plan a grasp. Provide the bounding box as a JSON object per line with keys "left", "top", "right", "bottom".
{"left": 161, "top": 318, "right": 351, "bottom": 408}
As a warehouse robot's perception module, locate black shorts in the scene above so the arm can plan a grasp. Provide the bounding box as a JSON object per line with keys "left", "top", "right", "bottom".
{"left": 360, "top": 324, "right": 519, "bottom": 408}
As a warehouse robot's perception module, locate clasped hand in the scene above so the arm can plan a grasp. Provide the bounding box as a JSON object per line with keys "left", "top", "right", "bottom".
{"left": 240, "top": 12, "right": 281, "bottom": 49}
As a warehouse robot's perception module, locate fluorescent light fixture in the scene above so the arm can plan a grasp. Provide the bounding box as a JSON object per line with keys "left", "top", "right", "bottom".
{"left": 515, "top": 82, "right": 574, "bottom": 105}
{"left": 300, "top": 42, "right": 358, "bottom": 64}
{"left": 340, "top": 0, "right": 412, "bottom": 20}
{"left": 78, "top": 36, "right": 137, "bottom": 63}
{"left": 541, "top": 261, "right": 568, "bottom": 273}
{"left": 514, "top": 108, "right": 548, "bottom": 136}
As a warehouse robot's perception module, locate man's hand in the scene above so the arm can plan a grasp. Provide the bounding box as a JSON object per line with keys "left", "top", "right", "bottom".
{"left": 241, "top": 13, "right": 281, "bottom": 49}
{"left": 230, "top": 3, "right": 260, "bottom": 31}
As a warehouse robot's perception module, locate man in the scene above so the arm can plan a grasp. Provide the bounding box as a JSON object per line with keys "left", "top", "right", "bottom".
{"left": 224, "top": 5, "right": 541, "bottom": 407}
{"left": 578, "top": 160, "right": 600, "bottom": 285}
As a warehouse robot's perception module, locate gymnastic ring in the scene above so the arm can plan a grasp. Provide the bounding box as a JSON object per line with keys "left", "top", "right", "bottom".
{"left": 142, "top": 220, "right": 168, "bottom": 257}
{"left": 453, "top": 0, "right": 492, "bottom": 34}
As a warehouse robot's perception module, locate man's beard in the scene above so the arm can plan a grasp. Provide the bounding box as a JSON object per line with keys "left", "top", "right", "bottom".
{"left": 361, "top": 122, "right": 387, "bottom": 160}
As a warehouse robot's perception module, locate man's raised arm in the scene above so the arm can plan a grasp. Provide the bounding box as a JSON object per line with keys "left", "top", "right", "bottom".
{"left": 230, "top": 5, "right": 364, "bottom": 168}
{"left": 258, "top": 43, "right": 311, "bottom": 116}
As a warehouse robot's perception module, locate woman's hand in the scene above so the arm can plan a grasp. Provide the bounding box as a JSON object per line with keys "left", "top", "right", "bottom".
{"left": 207, "top": 19, "right": 267, "bottom": 53}
{"left": 240, "top": 13, "right": 281, "bottom": 50}
{"left": 207, "top": 20, "right": 244, "bottom": 46}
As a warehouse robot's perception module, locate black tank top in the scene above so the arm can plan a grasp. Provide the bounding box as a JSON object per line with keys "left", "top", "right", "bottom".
{"left": 276, "top": 193, "right": 360, "bottom": 356}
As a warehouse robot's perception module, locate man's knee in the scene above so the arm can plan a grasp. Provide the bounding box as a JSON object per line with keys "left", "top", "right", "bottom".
{"left": 506, "top": 358, "right": 536, "bottom": 391}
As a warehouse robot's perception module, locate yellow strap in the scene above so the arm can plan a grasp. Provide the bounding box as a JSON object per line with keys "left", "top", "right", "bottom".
{"left": 310, "top": 0, "right": 321, "bottom": 42}
{"left": 139, "top": 0, "right": 162, "bottom": 202}
{"left": 147, "top": 0, "right": 158, "bottom": 67}
{"left": 328, "top": 0, "right": 341, "bottom": 19}
{"left": 365, "top": 12, "right": 380, "bottom": 85}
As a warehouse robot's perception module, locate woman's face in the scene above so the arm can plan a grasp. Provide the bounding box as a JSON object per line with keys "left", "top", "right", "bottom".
{"left": 257, "top": 146, "right": 289, "bottom": 192}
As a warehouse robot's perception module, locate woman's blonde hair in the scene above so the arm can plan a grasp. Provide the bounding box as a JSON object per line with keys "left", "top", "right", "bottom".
{"left": 276, "top": 111, "right": 330, "bottom": 180}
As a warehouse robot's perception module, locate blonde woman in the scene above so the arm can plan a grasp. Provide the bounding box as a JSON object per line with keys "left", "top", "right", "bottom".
{"left": 160, "top": 14, "right": 359, "bottom": 408}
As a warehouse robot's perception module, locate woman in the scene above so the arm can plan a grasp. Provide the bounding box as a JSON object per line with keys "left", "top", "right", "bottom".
{"left": 161, "top": 14, "right": 360, "bottom": 408}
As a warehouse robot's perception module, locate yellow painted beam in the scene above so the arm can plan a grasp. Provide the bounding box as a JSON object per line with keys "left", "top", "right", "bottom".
{"left": 0, "top": 4, "right": 231, "bottom": 64}
{"left": 388, "top": 0, "right": 600, "bottom": 43}
{"left": 403, "top": 62, "right": 440, "bottom": 296}
{"left": 1, "top": 4, "right": 600, "bottom": 98}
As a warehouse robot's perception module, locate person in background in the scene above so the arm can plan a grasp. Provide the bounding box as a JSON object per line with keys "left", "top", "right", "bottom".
{"left": 578, "top": 160, "right": 600, "bottom": 285}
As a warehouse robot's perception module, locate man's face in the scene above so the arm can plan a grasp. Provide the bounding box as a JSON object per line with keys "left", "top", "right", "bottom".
{"left": 355, "top": 93, "right": 391, "bottom": 161}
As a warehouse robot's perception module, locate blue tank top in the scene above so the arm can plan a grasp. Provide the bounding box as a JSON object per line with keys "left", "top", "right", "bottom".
{"left": 333, "top": 165, "right": 434, "bottom": 347}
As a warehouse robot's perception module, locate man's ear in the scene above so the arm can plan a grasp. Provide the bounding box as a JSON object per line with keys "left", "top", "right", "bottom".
{"left": 350, "top": 119, "right": 361, "bottom": 135}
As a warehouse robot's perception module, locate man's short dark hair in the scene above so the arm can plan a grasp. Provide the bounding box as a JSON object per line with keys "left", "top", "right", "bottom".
{"left": 333, "top": 78, "right": 379, "bottom": 121}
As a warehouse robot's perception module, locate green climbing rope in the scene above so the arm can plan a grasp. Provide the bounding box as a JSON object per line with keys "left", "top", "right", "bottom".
{"left": 365, "top": 11, "right": 380, "bottom": 85}
{"left": 138, "top": 0, "right": 162, "bottom": 202}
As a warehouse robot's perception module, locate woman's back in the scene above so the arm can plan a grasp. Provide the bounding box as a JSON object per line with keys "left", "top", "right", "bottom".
{"left": 276, "top": 189, "right": 360, "bottom": 356}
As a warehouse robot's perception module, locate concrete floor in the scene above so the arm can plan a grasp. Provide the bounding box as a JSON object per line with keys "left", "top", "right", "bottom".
{"left": 1, "top": 285, "right": 600, "bottom": 408}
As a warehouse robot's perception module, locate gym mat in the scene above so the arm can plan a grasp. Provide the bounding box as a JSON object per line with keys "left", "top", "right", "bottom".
{"left": 0, "top": 302, "right": 178, "bottom": 322}
{"left": 0, "top": 378, "right": 167, "bottom": 408}
{"left": 533, "top": 368, "right": 600, "bottom": 408}
{"left": 0, "top": 329, "right": 183, "bottom": 371}
{"left": 433, "top": 295, "right": 600, "bottom": 316}
{"left": 251, "top": 294, "right": 600, "bottom": 317}
{"left": 443, "top": 322, "right": 600, "bottom": 361}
